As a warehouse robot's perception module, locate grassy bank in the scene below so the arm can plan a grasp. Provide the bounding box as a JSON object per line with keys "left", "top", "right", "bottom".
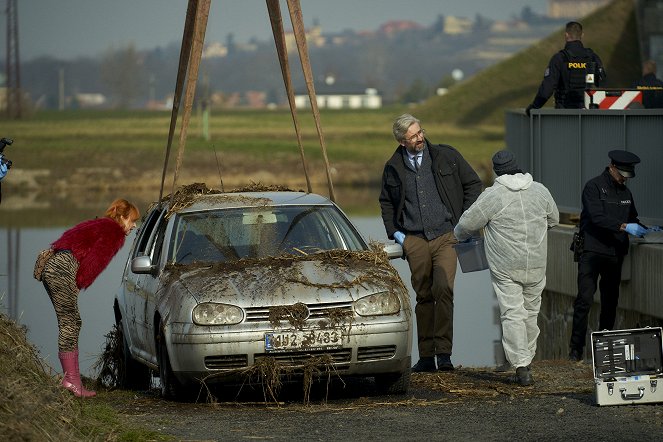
{"left": 1, "top": 107, "right": 501, "bottom": 170}
{"left": 0, "top": 108, "right": 501, "bottom": 224}
{"left": 0, "top": 312, "right": 169, "bottom": 441}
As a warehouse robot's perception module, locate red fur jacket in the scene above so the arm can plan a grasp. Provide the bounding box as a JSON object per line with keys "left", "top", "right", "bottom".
{"left": 51, "top": 217, "right": 126, "bottom": 289}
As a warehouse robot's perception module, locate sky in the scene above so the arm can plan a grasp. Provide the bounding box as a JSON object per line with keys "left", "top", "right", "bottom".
{"left": 7, "top": 0, "right": 548, "bottom": 61}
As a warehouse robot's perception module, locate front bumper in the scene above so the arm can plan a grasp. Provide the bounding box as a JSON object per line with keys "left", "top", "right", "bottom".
{"left": 165, "top": 319, "right": 411, "bottom": 386}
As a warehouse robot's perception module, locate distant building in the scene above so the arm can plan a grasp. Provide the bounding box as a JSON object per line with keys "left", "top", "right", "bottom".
{"left": 294, "top": 87, "right": 382, "bottom": 110}
{"left": 443, "top": 16, "right": 473, "bottom": 35}
{"left": 74, "top": 93, "right": 106, "bottom": 108}
{"left": 548, "top": 0, "right": 611, "bottom": 19}
{"left": 203, "top": 42, "right": 228, "bottom": 59}
{"left": 379, "top": 20, "right": 424, "bottom": 36}
{"left": 245, "top": 91, "right": 266, "bottom": 108}
{"left": 284, "top": 24, "right": 325, "bottom": 52}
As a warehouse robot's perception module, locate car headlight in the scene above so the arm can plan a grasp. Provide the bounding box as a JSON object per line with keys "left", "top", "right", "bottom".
{"left": 354, "top": 291, "right": 401, "bottom": 316}
{"left": 192, "top": 303, "right": 243, "bottom": 325}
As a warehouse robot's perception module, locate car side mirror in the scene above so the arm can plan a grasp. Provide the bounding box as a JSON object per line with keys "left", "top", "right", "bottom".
{"left": 383, "top": 242, "right": 404, "bottom": 260}
{"left": 131, "top": 255, "right": 157, "bottom": 275}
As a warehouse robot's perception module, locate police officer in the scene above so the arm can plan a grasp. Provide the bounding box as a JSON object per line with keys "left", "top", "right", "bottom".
{"left": 568, "top": 150, "right": 660, "bottom": 361}
{"left": 632, "top": 60, "right": 663, "bottom": 109}
{"left": 526, "top": 21, "right": 605, "bottom": 115}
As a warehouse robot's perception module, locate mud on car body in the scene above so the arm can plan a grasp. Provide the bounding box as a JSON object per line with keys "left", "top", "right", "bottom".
{"left": 114, "top": 188, "right": 412, "bottom": 400}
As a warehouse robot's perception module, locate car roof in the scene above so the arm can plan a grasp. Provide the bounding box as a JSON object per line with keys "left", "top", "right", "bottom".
{"left": 177, "top": 191, "right": 334, "bottom": 213}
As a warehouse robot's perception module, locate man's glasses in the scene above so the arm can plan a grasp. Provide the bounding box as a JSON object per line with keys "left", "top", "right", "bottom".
{"left": 405, "top": 129, "right": 425, "bottom": 143}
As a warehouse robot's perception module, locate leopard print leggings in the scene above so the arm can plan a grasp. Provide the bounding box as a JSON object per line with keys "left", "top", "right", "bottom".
{"left": 42, "top": 250, "right": 81, "bottom": 352}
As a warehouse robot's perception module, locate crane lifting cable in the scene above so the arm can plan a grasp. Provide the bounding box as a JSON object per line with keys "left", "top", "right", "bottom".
{"left": 159, "top": 0, "right": 335, "bottom": 203}
{"left": 266, "top": 0, "right": 312, "bottom": 194}
{"left": 158, "top": 0, "right": 198, "bottom": 205}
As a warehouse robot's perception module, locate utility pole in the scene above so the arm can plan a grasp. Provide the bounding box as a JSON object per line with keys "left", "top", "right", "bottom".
{"left": 5, "top": 0, "right": 21, "bottom": 119}
{"left": 59, "top": 68, "right": 65, "bottom": 110}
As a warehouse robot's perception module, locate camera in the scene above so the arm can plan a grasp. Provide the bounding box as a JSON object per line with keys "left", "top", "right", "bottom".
{"left": 0, "top": 137, "right": 13, "bottom": 169}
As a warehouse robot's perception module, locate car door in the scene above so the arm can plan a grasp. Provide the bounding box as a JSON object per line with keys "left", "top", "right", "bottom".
{"left": 124, "top": 208, "right": 164, "bottom": 361}
{"left": 136, "top": 213, "right": 170, "bottom": 361}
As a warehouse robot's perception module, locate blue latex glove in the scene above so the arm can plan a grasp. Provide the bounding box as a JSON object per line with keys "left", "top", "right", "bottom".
{"left": 393, "top": 231, "right": 405, "bottom": 246}
{"left": 0, "top": 160, "right": 7, "bottom": 180}
{"left": 648, "top": 225, "right": 662, "bottom": 233}
{"left": 624, "top": 223, "right": 647, "bottom": 238}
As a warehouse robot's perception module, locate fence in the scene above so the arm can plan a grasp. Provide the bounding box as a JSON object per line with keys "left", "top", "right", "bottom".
{"left": 505, "top": 108, "right": 663, "bottom": 226}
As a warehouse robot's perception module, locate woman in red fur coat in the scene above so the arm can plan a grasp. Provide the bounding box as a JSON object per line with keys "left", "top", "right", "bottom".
{"left": 41, "top": 198, "right": 140, "bottom": 398}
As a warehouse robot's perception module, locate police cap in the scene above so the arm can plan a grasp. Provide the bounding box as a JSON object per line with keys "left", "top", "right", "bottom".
{"left": 608, "top": 150, "right": 640, "bottom": 178}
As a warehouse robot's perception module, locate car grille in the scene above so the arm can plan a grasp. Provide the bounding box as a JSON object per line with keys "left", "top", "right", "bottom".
{"left": 255, "top": 348, "right": 352, "bottom": 367}
{"left": 244, "top": 301, "right": 353, "bottom": 322}
{"left": 205, "top": 354, "right": 249, "bottom": 370}
{"left": 357, "top": 345, "right": 397, "bottom": 361}
{"left": 204, "top": 349, "right": 353, "bottom": 371}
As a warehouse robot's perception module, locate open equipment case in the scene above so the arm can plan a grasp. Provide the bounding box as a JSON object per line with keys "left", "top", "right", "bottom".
{"left": 591, "top": 327, "right": 663, "bottom": 406}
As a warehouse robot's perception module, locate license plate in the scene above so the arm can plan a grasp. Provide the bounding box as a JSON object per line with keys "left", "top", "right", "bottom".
{"left": 264, "top": 330, "right": 343, "bottom": 352}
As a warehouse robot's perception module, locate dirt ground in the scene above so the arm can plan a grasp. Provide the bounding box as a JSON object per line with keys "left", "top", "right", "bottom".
{"left": 98, "top": 360, "right": 663, "bottom": 441}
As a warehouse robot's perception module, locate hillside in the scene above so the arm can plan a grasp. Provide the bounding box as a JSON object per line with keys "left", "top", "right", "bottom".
{"left": 416, "top": 0, "right": 641, "bottom": 126}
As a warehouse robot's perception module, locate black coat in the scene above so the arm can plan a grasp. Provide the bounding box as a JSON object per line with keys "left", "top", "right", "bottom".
{"left": 580, "top": 168, "right": 639, "bottom": 256}
{"left": 531, "top": 40, "right": 605, "bottom": 109}
{"left": 632, "top": 73, "right": 663, "bottom": 109}
{"left": 379, "top": 141, "right": 482, "bottom": 240}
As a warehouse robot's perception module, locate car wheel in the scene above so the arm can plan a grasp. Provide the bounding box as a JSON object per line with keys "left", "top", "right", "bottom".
{"left": 158, "top": 327, "right": 188, "bottom": 401}
{"left": 374, "top": 368, "right": 411, "bottom": 395}
{"left": 117, "top": 321, "right": 152, "bottom": 390}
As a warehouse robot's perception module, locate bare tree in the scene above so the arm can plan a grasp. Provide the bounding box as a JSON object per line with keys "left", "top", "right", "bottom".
{"left": 100, "top": 44, "right": 146, "bottom": 109}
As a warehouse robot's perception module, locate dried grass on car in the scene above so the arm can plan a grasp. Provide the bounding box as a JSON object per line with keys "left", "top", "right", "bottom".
{"left": 155, "top": 181, "right": 300, "bottom": 220}
{"left": 97, "top": 182, "right": 409, "bottom": 405}
{"left": 239, "top": 353, "right": 340, "bottom": 405}
{"left": 94, "top": 247, "right": 401, "bottom": 405}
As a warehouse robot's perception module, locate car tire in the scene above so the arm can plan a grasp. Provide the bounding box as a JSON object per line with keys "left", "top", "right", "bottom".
{"left": 158, "top": 327, "right": 188, "bottom": 401}
{"left": 117, "top": 321, "right": 152, "bottom": 390}
{"left": 374, "top": 368, "right": 411, "bottom": 395}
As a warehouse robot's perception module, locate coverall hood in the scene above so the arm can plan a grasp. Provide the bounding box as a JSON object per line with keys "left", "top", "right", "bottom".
{"left": 495, "top": 172, "right": 533, "bottom": 191}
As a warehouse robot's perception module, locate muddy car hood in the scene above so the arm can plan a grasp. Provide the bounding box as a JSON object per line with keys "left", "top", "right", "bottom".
{"left": 169, "top": 256, "right": 400, "bottom": 307}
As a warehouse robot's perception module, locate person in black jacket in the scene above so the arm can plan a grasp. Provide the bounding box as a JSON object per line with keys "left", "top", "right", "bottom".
{"left": 568, "top": 150, "right": 661, "bottom": 361}
{"left": 526, "top": 21, "right": 605, "bottom": 115}
{"left": 632, "top": 59, "right": 663, "bottom": 109}
{"left": 379, "top": 114, "right": 482, "bottom": 372}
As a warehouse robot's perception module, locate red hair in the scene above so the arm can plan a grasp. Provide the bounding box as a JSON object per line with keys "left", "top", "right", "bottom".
{"left": 105, "top": 199, "right": 140, "bottom": 223}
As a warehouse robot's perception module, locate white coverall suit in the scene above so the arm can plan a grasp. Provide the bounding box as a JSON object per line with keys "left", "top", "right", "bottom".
{"left": 454, "top": 173, "right": 559, "bottom": 368}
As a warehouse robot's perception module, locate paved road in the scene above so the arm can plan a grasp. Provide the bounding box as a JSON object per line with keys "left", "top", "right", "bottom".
{"left": 107, "top": 367, "right": 663, "bottom": 442}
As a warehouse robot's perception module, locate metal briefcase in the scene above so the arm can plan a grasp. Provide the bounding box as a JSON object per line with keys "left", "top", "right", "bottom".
{"left": 591, "top": 327, "right": 663, "bottom": 406}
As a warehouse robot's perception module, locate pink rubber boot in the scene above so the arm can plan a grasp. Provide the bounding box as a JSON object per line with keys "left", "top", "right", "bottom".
{"left": 58, "top": 350, "right": 96, "bottom": 398}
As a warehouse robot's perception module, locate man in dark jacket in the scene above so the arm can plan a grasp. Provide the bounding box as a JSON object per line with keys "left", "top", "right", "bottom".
{"left": 526, "top": 21, "right": 605, "bottom": 115}
{"left": 569, "top": 150, "right": 661, "bottom": 361}
{"left": 379, "top": 113, "right": 482, "bottom": 372}
{"left": 632, "top": 59, "right": 663, "bottom": 109}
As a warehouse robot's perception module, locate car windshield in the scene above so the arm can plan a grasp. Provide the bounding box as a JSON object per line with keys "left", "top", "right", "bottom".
{"left": 169, "top": 205, "right": 366, "bottom": 264}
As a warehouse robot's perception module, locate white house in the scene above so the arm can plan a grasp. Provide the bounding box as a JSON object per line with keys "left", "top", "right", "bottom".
{"left": 294, "top": 87, "right": 382, "bottom": 110}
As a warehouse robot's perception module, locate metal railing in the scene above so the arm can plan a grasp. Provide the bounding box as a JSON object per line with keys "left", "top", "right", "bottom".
{"left": 505, "top": 108, "right": 663, "bottom": 226}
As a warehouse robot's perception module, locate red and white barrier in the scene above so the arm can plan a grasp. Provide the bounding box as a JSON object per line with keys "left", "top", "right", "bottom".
{"left": 584, "top": 90, "right": 643, "bottom": 109}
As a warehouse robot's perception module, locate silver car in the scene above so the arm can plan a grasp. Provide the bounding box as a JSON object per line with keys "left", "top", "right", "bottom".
{"left": 114, "top": 190, "right": 412, "bottom": 400}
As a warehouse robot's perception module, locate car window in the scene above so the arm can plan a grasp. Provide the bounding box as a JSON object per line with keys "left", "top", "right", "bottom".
{"left": 168, "top": 205, "right": 365, "bottom": 264}
{"left": 147, "top": 214, "right": 169, "bottom": 266}
{"left": 132, "top": 207, "right": 164, "bottom": 259}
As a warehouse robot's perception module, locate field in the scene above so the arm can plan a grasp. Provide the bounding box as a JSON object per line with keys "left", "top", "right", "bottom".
{"left": 0, "top": 108, "right": 502, "bottom": 220}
